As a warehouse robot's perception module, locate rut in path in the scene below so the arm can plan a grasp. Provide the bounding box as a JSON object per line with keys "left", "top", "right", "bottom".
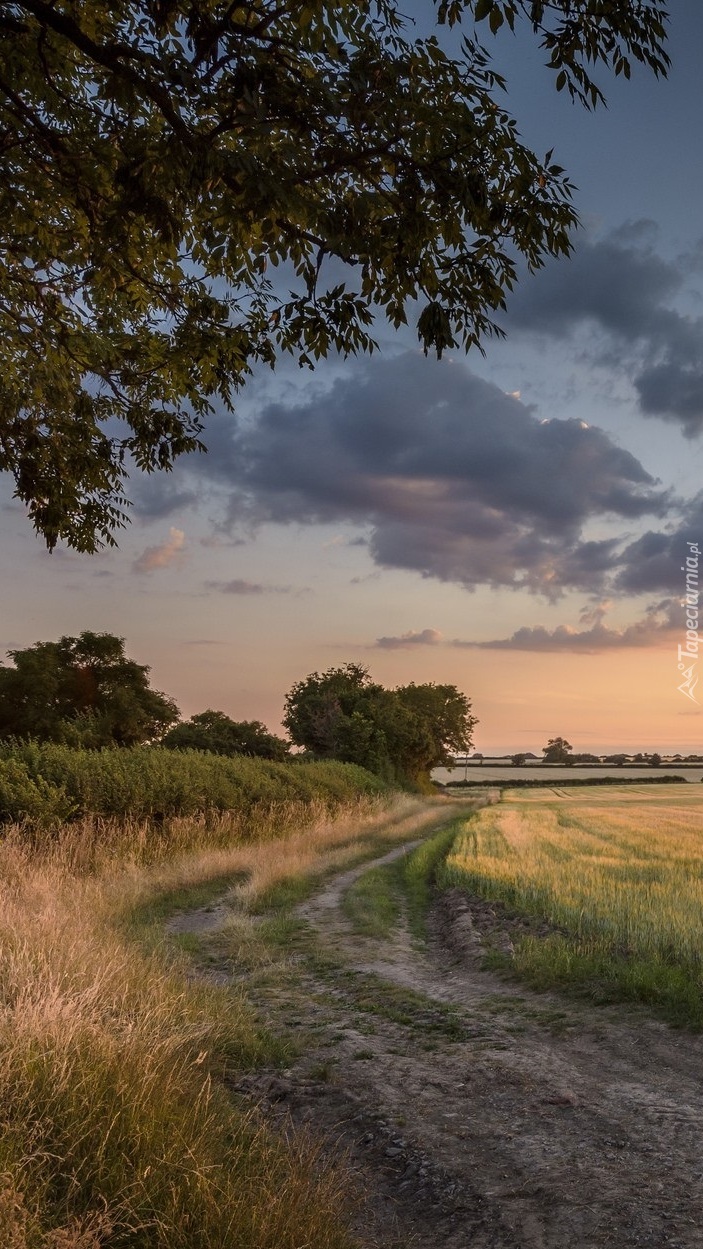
{"left": 177, "top": 816, "right": 703, "bottom": 1249}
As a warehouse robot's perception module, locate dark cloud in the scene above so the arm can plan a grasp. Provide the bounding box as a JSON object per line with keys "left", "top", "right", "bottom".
{"left": 507, "top": 223, "right": 703, "bottom": 436}
{"left": 613, "top": 495, "right": 703, "bottom": 594}
{"left": 196, "top": 352, "right": 671, "bottom": 598}
{"left": 205, "top": 578, "right": 296, "bottom": 595}
{"left": 452, "top": 599, "right": 680, "bottom": 653}
{"left": 130, "top": 474, "right": 198, "bottom": 520}
{"left": 375, "top": 628, "right": 442, "bottom": 650}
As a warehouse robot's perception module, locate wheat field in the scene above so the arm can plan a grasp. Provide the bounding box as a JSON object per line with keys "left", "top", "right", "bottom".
{"left": 442, "top": 784, "right": 703, "bottom": 1026}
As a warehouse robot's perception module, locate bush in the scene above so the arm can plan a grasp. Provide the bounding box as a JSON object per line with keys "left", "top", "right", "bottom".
{"left": 0, "top": 741, "right": 388, "bottom": 827}
{"left": 0, "top": 758, "right": 75, "bottom": 827}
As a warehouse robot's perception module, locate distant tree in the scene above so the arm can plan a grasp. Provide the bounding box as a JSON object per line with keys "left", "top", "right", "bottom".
{"left": 163, "top": 710, "right": 288, "bottom": 760}
{"left": 649, "top": 752, "right": 662, "bottom": 767}
{"left": 511, "top": 753, "right": 527, "bottom": 766}
{"left": 542, "top": 737, "right": 573, "bottom": 765}
{"left": 604, "top": 753, "right": 628, "bottom": 767}
{"left": 283, "top": 664, "right": 476, "bottom": 788}
{"left": 572, "top": 753, "right": 599, "bottom": 764}
{"left": 0, "top": 631, "right": 178, "bottom": 746}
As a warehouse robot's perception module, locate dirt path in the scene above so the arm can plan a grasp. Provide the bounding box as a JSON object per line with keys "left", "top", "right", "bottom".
{"left": 178, "top": 820, "right": 703, "bottom": 1249}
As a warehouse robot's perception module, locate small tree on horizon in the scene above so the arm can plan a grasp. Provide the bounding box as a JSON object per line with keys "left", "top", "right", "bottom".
{"left": 542, "top": 736, "right": 574, "bottom": 765}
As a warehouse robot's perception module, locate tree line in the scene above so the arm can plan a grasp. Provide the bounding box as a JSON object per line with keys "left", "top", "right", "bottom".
{"left": 0, "top": 632, "right": 476, "bottom": 789}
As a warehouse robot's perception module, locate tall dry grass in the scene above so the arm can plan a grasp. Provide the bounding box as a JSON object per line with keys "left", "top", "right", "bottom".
{"left": 0, "top": 789, "right": 437, "bottom": 1248}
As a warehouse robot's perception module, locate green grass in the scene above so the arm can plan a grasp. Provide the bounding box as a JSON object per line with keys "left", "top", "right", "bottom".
{"left": 401, "top": 821, "right": 468, "bottom": 939}
{"left": 342, "top": 863, "right": 402, "bottom": 937}
{"left": 341, "top": 816, "right": 473, "bottom": 942}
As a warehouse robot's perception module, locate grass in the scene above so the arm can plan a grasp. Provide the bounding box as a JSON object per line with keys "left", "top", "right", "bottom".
{"left": 440, "top": 784, "right": 703, "bottom": 1028}
{"left": 343, "top": 809, "right": 488, "bottom": 942}
{"left": 342, "top": 864, "right": 403, "bottom": 938}
{"left": 0, "top": 789, "right": 436, "bottom": 1248}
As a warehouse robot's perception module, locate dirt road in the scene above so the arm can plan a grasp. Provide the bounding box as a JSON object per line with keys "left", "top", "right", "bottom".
{"left": 179, "top": 821, "right": 703, "bottom": 1248}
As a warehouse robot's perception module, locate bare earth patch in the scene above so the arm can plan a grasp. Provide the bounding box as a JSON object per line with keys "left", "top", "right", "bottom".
{"left": 177, "top": 832, "right": 703, "bottom": 1248}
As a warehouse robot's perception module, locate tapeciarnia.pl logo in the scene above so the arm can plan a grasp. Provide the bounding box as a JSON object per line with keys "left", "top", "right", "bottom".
{"left": 678, "top": 541, "right": 700, "bottom": 703}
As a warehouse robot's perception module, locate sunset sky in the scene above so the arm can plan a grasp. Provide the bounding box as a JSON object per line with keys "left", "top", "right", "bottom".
{"left": 2, "top": 2, "right": 703, "bottom": 755}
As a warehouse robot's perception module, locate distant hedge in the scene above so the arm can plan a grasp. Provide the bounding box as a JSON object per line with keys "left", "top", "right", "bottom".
{"left": 440, "top": 775, "right": 687, "bottom": 790}
{"left": 0, "top": 740, "right": 388, "bottom": 826}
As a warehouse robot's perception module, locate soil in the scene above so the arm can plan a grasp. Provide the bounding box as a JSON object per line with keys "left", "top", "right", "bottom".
{"left": 172, "top": 825, "right": 703, "bottom": 1249}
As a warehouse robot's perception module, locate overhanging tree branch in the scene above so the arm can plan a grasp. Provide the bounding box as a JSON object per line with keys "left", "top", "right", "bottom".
{"left": 0, "top": 0, "right": 669, "bottom": 550}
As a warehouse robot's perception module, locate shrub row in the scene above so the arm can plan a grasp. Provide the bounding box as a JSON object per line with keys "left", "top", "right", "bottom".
{"left": 441, "top": 774, "right": 687, "bottom": 789}
{"left": 0, "top": 741, "right": 387, "bottom": 826}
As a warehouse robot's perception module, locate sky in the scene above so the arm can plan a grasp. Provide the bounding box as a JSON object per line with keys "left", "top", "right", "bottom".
{"left": 2, "top": 2, "right": 703, "bottom": 755}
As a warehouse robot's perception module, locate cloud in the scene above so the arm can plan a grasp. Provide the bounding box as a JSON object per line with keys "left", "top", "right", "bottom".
{"left": 613, "top": 495, "right": 703, "bottom": 594}
{"left": 452, "top": 599, "right": 680, "bottom": 653}
{"left": 130, "top": 473, "right": 198, "bottom": 520}
{"left": 193, "top": 352, "right": 671, "bottom": 600}
{"left": 507, "top": 222, "right": 703, "bottom": 436}
{"left": 375, "top": 628, "right": 443, "bottom": 650}
{"left": 205, "top": 578, "right": 296, "bottom": 595}
{"left": 133, "top": 527, "right": 185, "bottom": 573}
{"left": 189, "top": 352, "right": 674, "bottom": 599}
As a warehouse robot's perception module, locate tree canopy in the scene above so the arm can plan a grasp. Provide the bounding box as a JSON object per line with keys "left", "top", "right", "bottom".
{"left": 283, "top": 662, "right": 476, "bottom": 786}
{"left": 542, "top": 735, "right": 573, "bottom": 764}
{"left": 162, "top": 708, "right": 289, "bottom": 759}
{"left": 0, "top": 0, "right": 668, "bottom": 551}
{"left": 0, "top": 630, "right": 179, "bottom": 745}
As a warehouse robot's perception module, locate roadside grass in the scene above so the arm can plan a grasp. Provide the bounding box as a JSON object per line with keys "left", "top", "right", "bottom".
{"left": 440, "top": 785, "right": 703, "bottom": 1029}
{"left": 341, "top": 863, "right": 403, "bottom": 938}
{"left": 1, "top": 790, "right": 442, "bottom": 1249}
{"left": 343, "top": 810, "right": 487, "bottom": 942}
{"left": 205, "top": 802, "right": 476, "bottom": 977}
{"left": 312, "top": 964, "right": 471, "bottom": 1042}
{"left": 402, "top": 821, "right": 472, "bottom": 939}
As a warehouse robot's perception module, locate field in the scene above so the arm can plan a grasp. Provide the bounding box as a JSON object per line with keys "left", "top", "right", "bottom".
{"left": 441, "top": 783, "right": 703, "bottom": 1026}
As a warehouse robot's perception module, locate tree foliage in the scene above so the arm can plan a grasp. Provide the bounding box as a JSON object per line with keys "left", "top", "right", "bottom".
{"left": 283, "top": 662, "right": 476, "bottom": 786}
{"left": 162, "top": 708, "right": 289, "bottom": 759}
{"left": 0, "top": 0, "right": 668, "bottom": 550}
{"left": 0, "top": 630, "right": 179, "bottom": 745}
{"left": 542, "top": 735, "right": 573, "bottom": 764}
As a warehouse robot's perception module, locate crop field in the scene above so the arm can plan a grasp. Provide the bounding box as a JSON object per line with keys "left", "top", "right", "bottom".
{"left": 441, "top": 784, "right": 703, "bottom": 1027}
